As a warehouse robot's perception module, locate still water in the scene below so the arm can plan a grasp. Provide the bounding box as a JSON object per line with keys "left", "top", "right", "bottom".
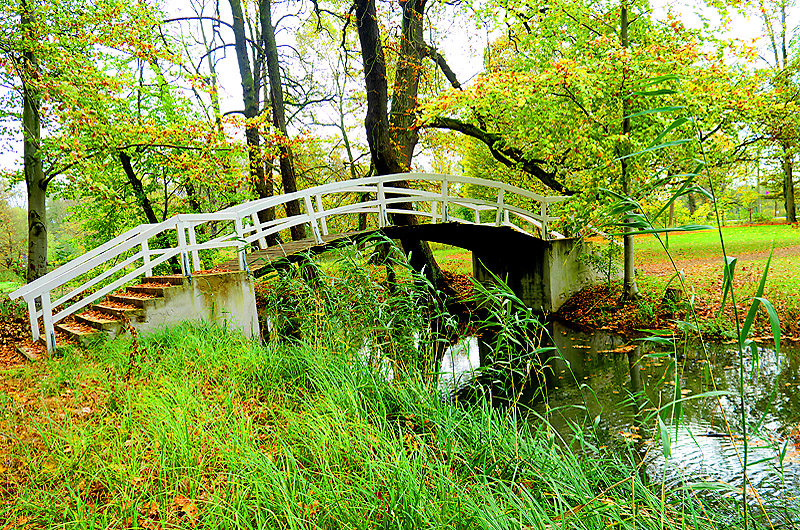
{"left": 439, "top": 321, "right": 800, "bottom": 521}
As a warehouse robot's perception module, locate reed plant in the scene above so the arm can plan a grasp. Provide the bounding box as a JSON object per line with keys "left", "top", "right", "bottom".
{"left": 0, "top": 253, "right": 738, "bottom": 528}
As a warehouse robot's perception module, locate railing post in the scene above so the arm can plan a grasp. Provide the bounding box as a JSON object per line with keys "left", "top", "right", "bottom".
{"left": 541, "top": 202, "right": 548, "bottom": 240}
{"left": 26, "top": 297, "right": 39, "bottom": 343}
{"left": 234, "top": 217, "right": 249, "bottom": 272}
{"left": 251, "top": 213, "right": 267, "bottom": 249}
{"left": 441, "top": 176, "right": 449, "bottom": 222}
{"left": 188, "top": 223, "right": 201, "bottom": 272}
{"left": 176, "top": 221, "right": 190, "bottom": 277}
{"left": 41, "top": 292, "right": 56, "bottom": 352}
{"left": 431, "top": 201, "right": 438, "bottom": 224}
{"left": 303, "top": 195, "right": 324, "bottom": 244}
{"left": 377, "top": 181, "right": 388, "bottom": 227}
{"left": 495, "top": 188, "right": 505, "bottom": 226}
{"left": 474, "top": 207, "right": 480, "bottom": 224}
{"left": 142, "top": 238, "right": 152, "bottom": 277}
{"left": 504, "top": 210, "right": 510, "bottom": 226}
{"left": 315, "top": 194, "right": 329, "bottom": 236}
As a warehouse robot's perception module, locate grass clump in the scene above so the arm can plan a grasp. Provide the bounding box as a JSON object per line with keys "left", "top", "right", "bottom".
{"left": 1, "top": 322, "right": 727, "bottom": 529}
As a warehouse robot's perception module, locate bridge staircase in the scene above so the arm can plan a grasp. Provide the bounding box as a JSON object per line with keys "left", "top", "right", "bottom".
{"left": 10, "top": 173, "right": 569, "bottom": 355}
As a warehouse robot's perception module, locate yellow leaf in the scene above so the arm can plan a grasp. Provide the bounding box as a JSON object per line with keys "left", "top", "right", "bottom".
{"left": 41, "top": 455, "right": 59, "bottom": 474}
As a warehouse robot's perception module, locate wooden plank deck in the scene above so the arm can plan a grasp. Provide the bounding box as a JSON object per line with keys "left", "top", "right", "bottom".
{"left": 217, "top": 229, "right": 380, "bottom": 273}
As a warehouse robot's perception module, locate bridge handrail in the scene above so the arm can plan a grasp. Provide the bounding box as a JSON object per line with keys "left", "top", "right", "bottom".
{"left": 9, "top": 172, "right": 568, "bottom": 351}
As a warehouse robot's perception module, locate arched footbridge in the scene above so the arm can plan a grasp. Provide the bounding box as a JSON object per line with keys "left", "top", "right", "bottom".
{"left": 10, "top": 173, "right": 605, "bottom": 353}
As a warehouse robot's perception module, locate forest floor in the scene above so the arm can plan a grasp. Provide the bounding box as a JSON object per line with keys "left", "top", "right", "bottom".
{"left": 556, "top": 224, "right": 800, "bottom": 341}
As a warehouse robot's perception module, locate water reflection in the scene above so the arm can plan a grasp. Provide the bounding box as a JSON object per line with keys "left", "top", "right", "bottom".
{"left": 437, "top": 320, "right": 800, "bottom": 520}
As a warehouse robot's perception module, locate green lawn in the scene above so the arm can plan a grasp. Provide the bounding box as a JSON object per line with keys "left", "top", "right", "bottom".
{"left": 634, "top": 224, "right": 800, "bottom": 265}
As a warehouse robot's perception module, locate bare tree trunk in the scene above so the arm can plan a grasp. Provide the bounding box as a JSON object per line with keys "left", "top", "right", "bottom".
{"left": 261, "top": 0, "right": 304, "bottom": 240}
{"left": 385, "top": 0, "right": 443, "bottom": 287}
{"left": 619, "top": 3, "right": 639, "bottom": 301}
{"left": 21, "top": 0, "right": 47, "bottom": 282}
{"left": 228, "top": 0, "right": 279, "bottom": 245}
{"left": 354, "top": 0, "right": 444, "bottom": 287}
{"left": 783, "top": 150, "right": 796, "bottom": 223}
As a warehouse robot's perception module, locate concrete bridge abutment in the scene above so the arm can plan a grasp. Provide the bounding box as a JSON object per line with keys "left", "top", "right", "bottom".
{"left": 472, "top": 237, "right": 612, "bottom": 314}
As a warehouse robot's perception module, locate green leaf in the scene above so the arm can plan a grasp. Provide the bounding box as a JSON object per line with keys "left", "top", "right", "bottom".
{"left": 624, "top": 106, "right": 685, "bottom": 119}
{"left": 658, "top": 415, "right": 671, "bottom": 459}
{"left": 616, "top": 139, "right": 693, "bottom": 161}
{"left": 633, "top": 74, "right": 681, "bottom": 88}
{"left": 630, "top": 89, "right": 679, "bottom": 97}
{"left": 606, "top": 224, "right": 713, "bottom": 237}
{"left": 676, "top": 481, "right": 738, "bottom": 492}
{"left": 753, "top": 296, "right": 781, "bottom": 356}
{"left": 740, "top": 249, "right": 775, "bottom": 348}
{"left": 720, "top": 255, "right": 737, "bottom": 311}
{"left": 646, "top": 117, "right": 693, "bottom": 150}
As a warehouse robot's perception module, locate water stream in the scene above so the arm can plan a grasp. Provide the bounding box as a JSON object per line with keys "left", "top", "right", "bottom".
{"left": 438, "top": 321, "right": 800, "bottom": 521}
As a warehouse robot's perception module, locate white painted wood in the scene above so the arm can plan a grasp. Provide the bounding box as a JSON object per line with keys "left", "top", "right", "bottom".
{"left": 251, "top": 213, "right": 267, "bottom": 249}
{"left": 176, "top": 222, "right": 189, "bottom": 276}
{"left": 51, "top": 251, "right": 144, "bottom": 311}
{"left": 142, "top": 239, "right": 152, "bottom": 277}
{"left": 441, "top": 176, "right": 449, "bottom": 222}
{"left": 377, "top": 182, "right": 388, "bottom": 227}
{"left": 303, "top": 195, "right": 323, "bottom": 244}
{"left": 10, "top": 172, "right": 570, "bottom": 347}
{"left": 316, "top": 194, "right": 329, "bottom": 236}
{"left": 495, "top": 189, "right": 505, "bottom": 226}
{"left": 541, "top": 202, "right": 548, "bottom": 240}
{"left": 26, "top": 297, "right": 39, "bottom": 342}
{"left": 234, "top": 217, "right": 247, "bottom": 272}
{"left": 189, "top": 223, "right": 201, "bottom": 271}
{"left": 41, "top": 291, "right": 55, "bottom": 352}
{"left": 52, "top": 249, "right": 182, "bottom": 323}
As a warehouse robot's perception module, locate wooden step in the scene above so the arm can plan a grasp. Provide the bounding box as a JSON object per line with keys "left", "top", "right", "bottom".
{"left": 91, "top": 301, "right": 146, "bottom": 321}
{"left": 15, "top": 339, "right": 46, "bottom": 362}
{"left": 55, "top": 320, "right": 105, "bottom": 345}
{"left": 75, "top": 310, "right": 124, "bottom": 334}
{"left": 108, "top": 293, "right": 157, "bottom": 309}
{"left": 127, "top": 284, "right": 171, "bottom": 297}
{"left": 141, "top": 275, "right": 186, "bottom": 286}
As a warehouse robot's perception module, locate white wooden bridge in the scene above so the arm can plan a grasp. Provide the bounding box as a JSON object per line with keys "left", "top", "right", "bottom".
{"left": 10, "top": 173, "right": 568, "bottom": 352}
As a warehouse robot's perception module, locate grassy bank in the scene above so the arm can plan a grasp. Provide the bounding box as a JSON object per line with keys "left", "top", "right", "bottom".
{"left": 1, "top": 321, "right": 743, "bottom": 529}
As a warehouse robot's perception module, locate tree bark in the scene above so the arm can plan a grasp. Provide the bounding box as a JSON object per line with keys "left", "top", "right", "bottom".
{"left": 120, "top": 150, "right": 182, "bottom": 273}
{"left": 355, "top": 0, "right": 404, "bottom": 176}
{"left": 228, "top": 0, "right": 279, "bottom": 245}
{"left": 782, "top": 146, "right": 796, "bottom": 223}
{"left": 21, "top": 0, "right": 47, "bottom": 282}
{"left": 355, "top": 0, "right": 443, "bottom": 288}
{"left": 260, "top": 0, "right": 304, "bottom": 240}
{"left": 120, "top": 151, "right": 159, "bottom": 225}
{"left": 619, "top": 3, "right": 639, "bottom": 301}
{"left": 425, "top": 117, "right": 572, "bottom": 194}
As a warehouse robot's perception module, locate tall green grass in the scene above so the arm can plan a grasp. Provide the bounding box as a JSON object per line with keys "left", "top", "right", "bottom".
{"left": 2, "top": 321, "right": 731, "bottom": 529}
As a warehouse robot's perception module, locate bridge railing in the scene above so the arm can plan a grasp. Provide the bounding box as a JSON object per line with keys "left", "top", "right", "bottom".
{"left": 10, "top": 173, "right": 567, "bottom": 351}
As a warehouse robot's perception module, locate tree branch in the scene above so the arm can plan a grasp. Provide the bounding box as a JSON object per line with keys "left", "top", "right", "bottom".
{"left": 421, "top": 42, "right": 462, "bottom": 89}
{"left": 423, "top": 117, "right": 573, "bottom": 194}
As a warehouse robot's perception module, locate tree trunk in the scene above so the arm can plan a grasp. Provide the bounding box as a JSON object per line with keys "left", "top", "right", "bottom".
{"left": 228, "top": 0, "right": 279, "bottom": 245}
{"left": 261, "top": 0, "right": 304, "bottom": 241}
{"left": 619, "top": 3, "right": 639, "bottom": 301}
{"left": 21, "top": 0, "right": 47, "bottom": 282}
{"left": 386, "top": 0, "right": 443, "bottom": 287}
{"left": 120, "top": 151, "right": 182, "bottom": 273}
{"left": 353, "top": 0, "right": 442, "bottom": 287}
{"left": 782, "top": 150, "right": 796, "bottom": 223}
{"left": 120, "top": 151, "right": 159, "bottom": 224}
